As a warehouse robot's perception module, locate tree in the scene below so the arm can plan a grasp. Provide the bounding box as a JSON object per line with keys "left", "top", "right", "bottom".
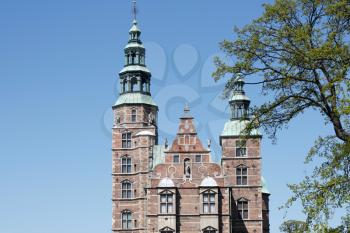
{"left": 213, "top": 0, "right": 350, "bottom": 230}
{"left": 279, "top": 220, "right": 308, "bottom": 233}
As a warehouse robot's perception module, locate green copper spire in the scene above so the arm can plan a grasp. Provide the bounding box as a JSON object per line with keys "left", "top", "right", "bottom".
{"left": 229, "top": 74, "right": 250, "bottom": 120}
{"left": 114, "top": 1, "right": 156, "bottom": 107}
{"left": 221, "top": 74, "right": 261, "bottom": 136}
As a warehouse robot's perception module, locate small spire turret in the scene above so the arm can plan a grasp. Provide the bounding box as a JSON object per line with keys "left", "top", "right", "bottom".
{"left": 229, "top": 74, "right": 251, "bottom": 120}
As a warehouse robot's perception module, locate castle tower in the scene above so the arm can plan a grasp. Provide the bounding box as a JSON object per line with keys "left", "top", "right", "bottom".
{"left": 111, "top": 10, "right": 159, "bottom": 232}
{"left": 220, "top": 75, "right": 270, "bottom": 233}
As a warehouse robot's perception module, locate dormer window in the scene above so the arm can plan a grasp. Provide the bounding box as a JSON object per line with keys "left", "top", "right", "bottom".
{"left": 160, "top": 227, "right": 175, "bottom": 233}
{"left": 203, "top": 226, "right": 217, "bottom": 233}
{"left": 160, "top": 190, "right": 174, "bottom": 214}
{"left": 202, "top": 190, "right": 216, "bottom": 214}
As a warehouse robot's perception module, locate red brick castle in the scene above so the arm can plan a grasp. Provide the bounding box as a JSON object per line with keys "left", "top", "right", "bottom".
{"left": 111, "top": 11, "right": 270, "bottom": 233}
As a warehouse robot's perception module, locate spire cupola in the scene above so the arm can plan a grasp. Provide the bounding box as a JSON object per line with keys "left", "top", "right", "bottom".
{"left": 229, "top": 74, "right": 251, "bottom": 120}
{"left": 114, "top": 0, "right": 157, "bottom": 107}
{"left": 129, "top": 19, "right": 141, "bottom": 43}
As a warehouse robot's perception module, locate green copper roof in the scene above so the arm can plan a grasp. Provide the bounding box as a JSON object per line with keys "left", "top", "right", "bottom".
{"left": 152, "top": 145, "right": 165, "bottom": 168}
{"left": 114, "top": 93, "right": 157, "bottom": 106}
{"left": 230, "top": 93, "right": 250, "bottom": 101}
{"left": 125, "top": 42, "right": 144, "bottom": 49}
{"left": 129, "top": 20, "right": 140, "bottom": 32}
{"left": 261, "top": 176, "right": 270, "bottom": 194}
{"left": 119, "top": 65, "right": 150, "bottom": 74}
{"left": 221, "top": 120, "right": 261, "bottom": 136}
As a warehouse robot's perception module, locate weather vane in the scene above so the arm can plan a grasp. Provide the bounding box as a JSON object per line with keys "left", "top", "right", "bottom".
{"left": 132, "top": 0, "right": 137, "bottom": 20}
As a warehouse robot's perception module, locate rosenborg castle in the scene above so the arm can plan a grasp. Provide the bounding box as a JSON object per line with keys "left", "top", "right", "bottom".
{"left": 111, "top": 15, "right": 270, "bottom": 233}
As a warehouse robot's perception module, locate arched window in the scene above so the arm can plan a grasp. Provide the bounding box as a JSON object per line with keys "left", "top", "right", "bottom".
{"left": 131, "top": 109, "right": 137, "bottom": 122}
{"left": 236, "top": 165, "right": 248, "bottom": 185}
{"left": 121, "top": 181, "right": 132, "bottom": 199}
{"left": 121, "top": 156, "right": 132, "bottom": 173}
{"left": 131, "top": 52, "right": 136, "bottom": 64}
{"left": 160, "top": 190, "right": 174, "bottom": 214}
{"left": 160, "top": 227, "right": 175, "bottom": 233}
{"left": 203, "top": 226, "right": 217, "bottom": 233}
{"left": 202, "top": 190, "right": 215, "bottom": 214}
{"left": 121, "top": 210, "right": 132, "bottom": 229}
{"left": 130, "top": 77, "right": 138, "bottom": 92}
{"left": 236, "top": 140, "right": 246, "bottom": 157}
{"left": 237, "top": 198, "right": 249, "bottom": 219}
{"left": 122, "top": 132, "right": 131, "bottom": 148}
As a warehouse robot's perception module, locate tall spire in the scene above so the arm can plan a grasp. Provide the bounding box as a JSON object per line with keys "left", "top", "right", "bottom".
{"left": 132, "top": 0, "right": 137, "bottom": 21}
{"left": 114, "top": 0, "right": 157, "bottom": 107}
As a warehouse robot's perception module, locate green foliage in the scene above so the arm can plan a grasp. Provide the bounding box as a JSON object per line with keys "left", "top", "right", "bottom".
{"left": 279, "top": 220, "right": 308, "bottom": 233}
{"left": 285, "top": 137, "right": 350, "bottom": 230}
{"left": 213, "top": 0, "right": 350, "bottom": 229}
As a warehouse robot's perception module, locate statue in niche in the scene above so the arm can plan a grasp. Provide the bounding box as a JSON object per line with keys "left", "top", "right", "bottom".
{"left": 184, "top": 159, "right": 191, "bottom": 178}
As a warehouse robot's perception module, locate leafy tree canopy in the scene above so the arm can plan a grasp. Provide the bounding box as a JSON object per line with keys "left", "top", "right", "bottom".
{"left": 213, "top": 0, "right": 350, "bottom": 230}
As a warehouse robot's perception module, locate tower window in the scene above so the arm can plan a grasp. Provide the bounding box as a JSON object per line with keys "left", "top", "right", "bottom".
{"left": 237, "top": 199, "right": 249, "bottom": 219}
{"left": 121, "top": 211, "right": 132, "bottom": 229}
{"left": 236, "top": 140, "right": 246, "bottom": 157}
{"left": 173, "top": 155, "right": 179, "bottom": 163}
{"left": 121, "top": 157, "right": 132, "bottom": 173}
{"left": 131, "top": 109, "right": 137, "bottom": 122}
{"left": 203, "top": 190, "right": 215, "bottom": 213}
{"left": 131, "top": 52, "right": 136, "bottom": 64}
{"left": 122, "top": 132, "right": 132, "bottom": 148}
{"left": 236, "top": 166, "right": 248, "bottom": 185}
{"left": 121, "top": 181, "right": 132, "bottom": 199}
{"left": 160, "top": 191, "right": 174, "bottom": 214}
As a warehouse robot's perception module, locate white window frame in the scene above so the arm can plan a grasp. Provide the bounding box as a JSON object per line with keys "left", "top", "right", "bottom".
{"left": 121, "top": 156, "right": 132, "bottom": 173}
{"left": 121, "top": 180, "right": 132, "bottom": 199}
{"left": 236, "top": 165, "right": 248, "bottom": 185}
{"left": 237, "top": 198, "right": 249, "bottom": 220}
{"left": 121, "top": 210, "right": 132, "bottom": 229}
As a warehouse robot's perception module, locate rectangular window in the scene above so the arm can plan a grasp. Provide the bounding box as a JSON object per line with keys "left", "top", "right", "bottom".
{"left": 173, "top": 155, "right": 179, "bottom": 163}
{"left": 195, "top": 154, "right": 202, "bottom": 163}
{"left": 122, "top": 182, "right": 132, "bottom": 199}
{"left": 237, "top": 200, "right": 248, "bottom": 219}
{"left": 160, "top": 192, "right": 173, "bottom": 214}
{"left": 236, "top": 167, "right": 248, "bottom": 185}
{"left": 122, "top": 132, "right": 132, "bottom": 148}
{"left": 121, "top": 157, "right": 132, "bottom": 173}
{"left": 203, "top": 192, "right": 215, "bottom": 213}
{"left": 131, "top": 109, "right": 137, "bottom": 122}
{"left": 236, "top": 140, "right": 247, "bottom": 157}
{"left": 122, "top": 212, "right": 132, "bottom": 229}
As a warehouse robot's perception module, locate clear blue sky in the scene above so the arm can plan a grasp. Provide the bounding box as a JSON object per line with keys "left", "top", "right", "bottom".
{"left": 0, "top": 0, "right": 338, "bottom": 232}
